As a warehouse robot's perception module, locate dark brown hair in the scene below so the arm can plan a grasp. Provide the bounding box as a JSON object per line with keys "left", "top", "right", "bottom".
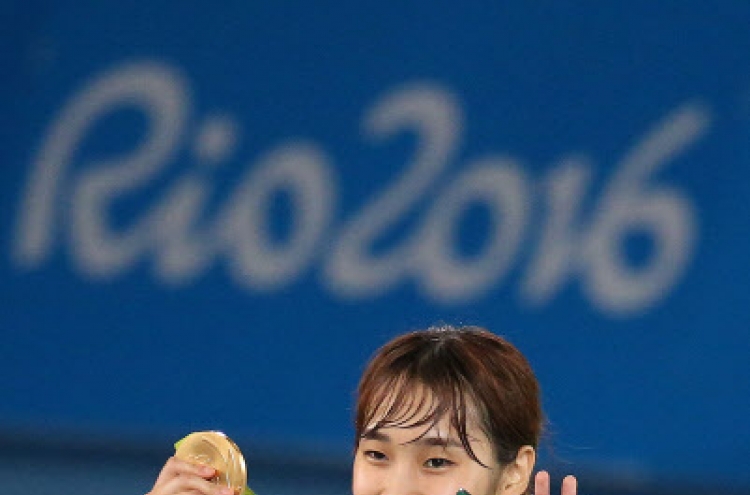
{"left": 354, "top": 325, "right": 543, "bottom": 468}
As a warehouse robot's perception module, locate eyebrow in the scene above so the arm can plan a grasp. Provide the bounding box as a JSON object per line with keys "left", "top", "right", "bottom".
{"left": 361, "top": 430, "right": 465, "bottom": 449}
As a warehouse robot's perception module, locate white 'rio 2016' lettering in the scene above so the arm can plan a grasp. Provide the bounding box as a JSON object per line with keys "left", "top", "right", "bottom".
{"left": 11, "top": 60, "right": 711, "bottom": 315}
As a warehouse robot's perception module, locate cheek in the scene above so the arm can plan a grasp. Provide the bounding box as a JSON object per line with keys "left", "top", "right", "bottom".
{"left": 352, "top": 458, "right": 499, "bottom": 495}
{"left": 458, "top": 464, "right": 504, "bottom": 495}
{"left": 351, "top": 455, "right": 375, "bottom": 495}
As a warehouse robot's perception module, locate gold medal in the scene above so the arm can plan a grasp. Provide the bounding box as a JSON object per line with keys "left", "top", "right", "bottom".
{"left": 174, "top": 431, "right": 250, "bottom": 495}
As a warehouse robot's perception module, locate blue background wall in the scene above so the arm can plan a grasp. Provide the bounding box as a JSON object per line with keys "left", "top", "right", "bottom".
{"left": 2, "top": 2, "right": 750, "bottom": 494}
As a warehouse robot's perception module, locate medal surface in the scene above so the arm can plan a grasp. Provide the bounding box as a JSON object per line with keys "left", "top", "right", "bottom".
{"left": 174, "top": 431, "right": 248, "bottom": 495}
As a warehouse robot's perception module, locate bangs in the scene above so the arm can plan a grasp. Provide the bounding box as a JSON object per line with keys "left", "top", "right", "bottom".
{"left": 356, "top": 326, "right": 542, "bottom": 473}
{"left": 358, "top": 371, "right": 488, "bottom": 467}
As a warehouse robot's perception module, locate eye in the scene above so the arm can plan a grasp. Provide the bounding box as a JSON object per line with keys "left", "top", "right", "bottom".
{"left": 364, "top": 450, "right": 388, "bottom": 462}
{"left": 424, "top": 457, "right": 454, "bottom": 469}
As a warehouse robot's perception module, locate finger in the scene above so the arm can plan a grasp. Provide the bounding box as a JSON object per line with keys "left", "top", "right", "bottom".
{"left": 152, "top": 457, "right": 216, "bottom": 492}
{"left": 171, "top": 456, "right": 217, "bottom": 478}
{"left": 534, "top": 470, "right": 550, "bottom": 495}
{"left": 561, "top": 475, "right": 577, "bottom": 495}
{"left": 159, "top": 473, "right": 234, "bottom": 495}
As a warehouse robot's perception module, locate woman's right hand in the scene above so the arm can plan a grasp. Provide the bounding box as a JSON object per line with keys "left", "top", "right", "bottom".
{"left": 146, "top": 456, "right": 235, "bottom": 495}
{"left": 534, "top": 471, "right": 577, "bottom": 495}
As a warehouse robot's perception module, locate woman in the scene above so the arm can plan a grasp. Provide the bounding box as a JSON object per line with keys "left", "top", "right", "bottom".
{"left": 148, "top": 325, "right": 578, "bottom": 495}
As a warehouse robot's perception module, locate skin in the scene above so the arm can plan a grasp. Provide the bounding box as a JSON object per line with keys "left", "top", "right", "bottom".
{"left": 352, "top": 389, "right": 578, "bottom": 495}
{"left": 148, "top": 428, "right": 577, "bottom": 495}
{"left": 149, "top": 393, "right": 577, "bottom": 495}
{"left": 147, "top": 458, "right": 576, "bottom": 495}
{"left": 147, "top": 457, "right": 235, "bottom": 495}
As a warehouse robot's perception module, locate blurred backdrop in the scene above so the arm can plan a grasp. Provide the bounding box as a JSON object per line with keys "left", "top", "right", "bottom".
{"left": 2, "top": 2, "right": 750, "bottom": 494}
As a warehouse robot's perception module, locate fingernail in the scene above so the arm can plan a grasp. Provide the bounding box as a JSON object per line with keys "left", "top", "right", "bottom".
{"left": 200, "top": 465, "right": 215, "bottom": 475}
{"left": 220, "top": 488, "right": 234, "bottom": 495}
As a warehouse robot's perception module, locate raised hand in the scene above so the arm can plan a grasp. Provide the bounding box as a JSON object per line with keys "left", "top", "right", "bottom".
{"left": 146, "top": 456, "right": 234, "bottom": 495}
{"left": 534, "top": 471, "right": 577, "bottom": 495}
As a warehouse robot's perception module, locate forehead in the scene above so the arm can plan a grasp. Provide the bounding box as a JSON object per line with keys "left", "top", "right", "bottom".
{"left": 363, "top": 381, "right": 483, "bottom": 437}
{"left": 359, "top": 380, "right": 497, "bottom": 467}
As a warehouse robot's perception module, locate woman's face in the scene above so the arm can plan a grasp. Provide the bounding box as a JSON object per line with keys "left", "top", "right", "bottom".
{"left": 352, "top": 393, "right": 518, "bottom": 495}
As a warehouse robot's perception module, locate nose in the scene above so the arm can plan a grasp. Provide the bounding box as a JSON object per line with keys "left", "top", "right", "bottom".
{"left": 381, "top": 465, "right": 423, "bottom": 495}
